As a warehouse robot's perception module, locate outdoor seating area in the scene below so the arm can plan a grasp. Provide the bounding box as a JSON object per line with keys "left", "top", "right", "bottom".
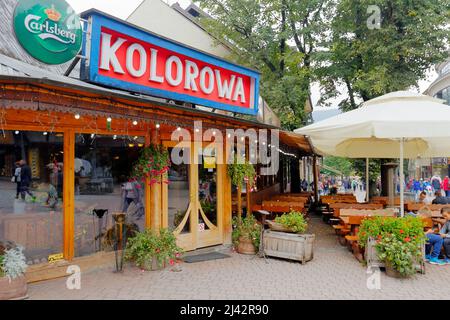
{"left": 312, "top": 191, "right": 448, "bottom": 274}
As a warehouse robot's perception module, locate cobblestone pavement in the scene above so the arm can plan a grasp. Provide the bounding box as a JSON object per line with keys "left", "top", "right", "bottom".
{"left": 28, "top": 216, "right": 450, "bottom": 300}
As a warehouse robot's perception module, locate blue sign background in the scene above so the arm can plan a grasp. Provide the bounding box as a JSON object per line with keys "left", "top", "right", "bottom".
{"left": 81, "top": 10, "right": 260, "bottom": 115}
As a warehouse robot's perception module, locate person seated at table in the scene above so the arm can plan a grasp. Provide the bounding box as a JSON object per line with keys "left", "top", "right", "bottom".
{"left": 422, "top": 207, "right": 450, "bottom": 265}
{"left": 439, "top": 207, "right": 450, "bottom": 264}
{"left": 432, "top": 191, "right": 450, "bottom": 205}
{"left": 417, "top": 191, "right": 432, "bottom": 205}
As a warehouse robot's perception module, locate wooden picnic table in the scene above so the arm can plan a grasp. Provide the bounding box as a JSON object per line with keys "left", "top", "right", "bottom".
{"left": 330, "top": 203, "right": 384, "bottom": 217}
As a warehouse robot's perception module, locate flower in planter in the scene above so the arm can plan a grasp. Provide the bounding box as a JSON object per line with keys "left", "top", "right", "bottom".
{"left": 358, "top": 216, "right": 426, "bottom": 277}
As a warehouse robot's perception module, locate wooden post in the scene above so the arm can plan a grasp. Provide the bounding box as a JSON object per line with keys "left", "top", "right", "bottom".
{"left": 223, "top": 162, "right": 232, "bottom": 245}
{"left": 144, "top": 134, "right": 152, "bottom": 229}
{"left": 63, "top": 129, "right": 75, "bottom": 260}
{"left": 313, "top": 155, "right": 319, "bottom": 204}
{"left": 237, "top": 185, "right": 242, "bottom": 222}
{"left": 246, "top": 181, "right": 252, "bottom": 217}
{"left": 150, "top": 131, "right": 161, "bottom": 231}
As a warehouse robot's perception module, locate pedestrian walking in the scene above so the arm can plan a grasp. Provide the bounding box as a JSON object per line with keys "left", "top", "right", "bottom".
{"left": 19, "top": 159, "right": 35, "bottom": 201}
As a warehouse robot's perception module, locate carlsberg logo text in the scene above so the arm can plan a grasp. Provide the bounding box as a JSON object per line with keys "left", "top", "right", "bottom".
{"left": 25, "top": 14, "right": 77, "bottom": 44}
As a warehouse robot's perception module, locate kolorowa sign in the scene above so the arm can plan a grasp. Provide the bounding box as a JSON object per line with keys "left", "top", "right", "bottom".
{"left": 81, "top": 11, "right": 260, "bottom": 115}
{"left": 14, "top": 0, "right": 82, "bottom": 64}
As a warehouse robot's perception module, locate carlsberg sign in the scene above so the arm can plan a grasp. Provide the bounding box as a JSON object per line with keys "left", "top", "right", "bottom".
{"left": 14, "top": 0, "right": 82, "bottom": 64}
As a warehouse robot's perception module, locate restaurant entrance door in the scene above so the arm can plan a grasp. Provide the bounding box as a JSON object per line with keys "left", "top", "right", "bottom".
{"left": 163, "top": 141, "right": 223, "bottom": 251}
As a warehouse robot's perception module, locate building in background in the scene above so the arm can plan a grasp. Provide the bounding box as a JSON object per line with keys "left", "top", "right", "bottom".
{"left": 409, "top": 57, "right": 450, "bottom": 179}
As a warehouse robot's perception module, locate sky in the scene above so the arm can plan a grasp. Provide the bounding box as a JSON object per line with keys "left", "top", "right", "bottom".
{"left": 66, "top": 0, "right": 438, "bottom": 112}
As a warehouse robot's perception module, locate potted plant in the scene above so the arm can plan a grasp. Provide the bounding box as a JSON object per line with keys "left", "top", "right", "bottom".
{"left": 131, "top": 143, "right": 171, "bottom": 185}
{"left": 264, "top": 211, "right": 315, "bottom": 264}
{"left": 270, "top": 210, "right": 308, "bottom": 233}
{"left": 227, "top": 155, "right": 256, "bottom": 222}
{"left": 0, "top": 243, "right": 28, "bottom": 300}
{"left": 358, "top": 216, "right": 426, "bottom": 278}
{"left": 232, "top": 215, "right": 261, "bottom": 255}
{"left": 125, "top": 228, "right": 182, "bottom": 271}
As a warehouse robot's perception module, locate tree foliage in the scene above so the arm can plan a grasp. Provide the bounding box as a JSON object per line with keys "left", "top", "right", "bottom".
{"left": 317, "top": 0, "right": 450, "bottom": 111}
{"left": 196, "top": 0, "right": 332, "bottom": 129}
{"left": 322, "top": 156, "right": 354, "bottom": 176}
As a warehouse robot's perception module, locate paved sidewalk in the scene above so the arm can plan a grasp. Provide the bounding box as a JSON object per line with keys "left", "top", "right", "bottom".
{"left": 28, "top": 217, "right": 450, "bottom": 300}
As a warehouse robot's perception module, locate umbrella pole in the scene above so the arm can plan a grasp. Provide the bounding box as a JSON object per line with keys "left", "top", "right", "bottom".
{"left": 400, "top": 138, "right": 405, "bottom": 217}
{"left": 366, "top": 158, "right": 369, "bottom": 203}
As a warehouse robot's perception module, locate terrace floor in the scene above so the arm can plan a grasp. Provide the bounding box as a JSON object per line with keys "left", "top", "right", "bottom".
{"left": 28, "top": 216, "right": 450, "bottom": 300}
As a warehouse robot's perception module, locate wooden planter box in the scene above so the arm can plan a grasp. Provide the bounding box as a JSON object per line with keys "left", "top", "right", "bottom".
{"left": 263, "top": 230, "right": 315, "bottom": 264}
{"left": 0, "top": 275, "right": 28, "bottom": 300}
{"left": 365, "top": 238, "right": 425, "bottom": 274}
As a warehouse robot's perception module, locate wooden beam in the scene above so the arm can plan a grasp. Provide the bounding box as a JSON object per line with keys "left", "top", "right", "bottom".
{"left": 63, "top": 129, "right": 75, "bottom": 260}
{"left": 313, "top": 155, "right": 319, "bottom": 204}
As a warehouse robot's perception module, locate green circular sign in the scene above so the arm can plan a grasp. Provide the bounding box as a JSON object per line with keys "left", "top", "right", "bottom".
{"left": 13, "top": 0, "right": 83, "bottom": 65}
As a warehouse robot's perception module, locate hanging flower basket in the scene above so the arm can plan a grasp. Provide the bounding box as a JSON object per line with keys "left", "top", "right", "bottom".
{"left": 131, "top": 144, "right": 170, "bottom": 185}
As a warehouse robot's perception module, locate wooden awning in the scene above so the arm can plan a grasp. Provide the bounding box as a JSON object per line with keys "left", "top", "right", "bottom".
{"left": 279, "top": 130, "right": 313, "bottom": 155}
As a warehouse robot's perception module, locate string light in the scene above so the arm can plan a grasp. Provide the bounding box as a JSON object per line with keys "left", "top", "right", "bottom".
{"left": 107, "top": 117, "right": 112, "bottom": 122}
{"left": 14, "top": 131, "right": 19, "bottom": 135}
{"left": 132, "top": 120, "right": 138, "bottom": 126}
{"left": 43, "top": 132, "right": 48, "bottom": 136}
{"left": 74, "top": 114, "right": 80, "bottom": 120}
{"left": 113, "top": 135, "right": 117, "bottom": 140}
{"left": 177, "top": 127, "right": 181, "bottom": 131}
{"left": 156, "top": 123, "right": 160, "bottom": 129}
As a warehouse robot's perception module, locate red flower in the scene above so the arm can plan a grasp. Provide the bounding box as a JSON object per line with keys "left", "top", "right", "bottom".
{"left": 169, "top": 259, "right": 175, "bottom": 266}
{"left": 155, "top": 248, "right": 160, "bottom": 253}
{"left": 175, "top": 252, "right": 181, "bottom": 258}
{"left": 399, "top": 230, "right": 404, "bottom": 234}
{"left": 404, "top": 237, "right": 411, "bottom": 243}
{"left": 377, "top": 235, "right": 382, "bottom": 240}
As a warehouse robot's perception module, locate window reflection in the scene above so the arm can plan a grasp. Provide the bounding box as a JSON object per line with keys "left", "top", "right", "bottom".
{"left": 0, "top": 130, "right": 63, "bottom": 265}
{"left": 74, "top": 134, "right": 144, "bottom": 257}
{"left": 168, "top": 147, "right": 190, "bottom": 233}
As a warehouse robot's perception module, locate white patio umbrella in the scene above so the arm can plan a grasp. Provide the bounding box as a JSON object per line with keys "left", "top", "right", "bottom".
{"left": 295, "top": 91, "right": 450, "bottom": 216}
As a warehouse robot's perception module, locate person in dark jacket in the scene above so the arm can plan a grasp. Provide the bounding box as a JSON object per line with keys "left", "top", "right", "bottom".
{"left": 19, "top": 160, "right": 35, "bottom": 201}
{"left": 432, "top": 191, "right": 450, "bottom": 205}
{"left": 439, "top": 208, "right": 450, "bottom": 264}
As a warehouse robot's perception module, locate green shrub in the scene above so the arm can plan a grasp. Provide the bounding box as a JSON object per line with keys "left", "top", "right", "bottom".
{"left": 232, "top": 215, "right": 261, "bottom": 250}
{"left": 125, "top": 229, "right": 182, "bottom": 268}
{"left": 275, "top": 210, "right": 308, "bottom": 233}
{"left": 357, "top": 217, "right": 426, "bottom": 276}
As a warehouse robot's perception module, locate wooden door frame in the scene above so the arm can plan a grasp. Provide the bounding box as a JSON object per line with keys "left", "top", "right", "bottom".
{"left": 162, "top": 140, "right": 224, "bottom": 251}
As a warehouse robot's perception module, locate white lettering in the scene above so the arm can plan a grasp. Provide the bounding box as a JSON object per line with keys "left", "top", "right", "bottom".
{"left": 233, "top": 77, "right": 246, "bottom": 103}
{"left": 126, "top": 43, "right": 147, "bottom": 78}
{"left": 149, "top": 48, "right": 164, "bottom": 83}
{"left": 215, "top": 70, "right": 235, "bottom": 100}
{"left": 200, "top": 66, "right": 214, "bottom": 94}
{"left": 100, "top": 33, "right": 126, "bottom": 74}
{"left": 166, "top": 55, "right": 183, "bottom": 86}
{"left": 184, "top": 60, "right": 199, "bottom": 91}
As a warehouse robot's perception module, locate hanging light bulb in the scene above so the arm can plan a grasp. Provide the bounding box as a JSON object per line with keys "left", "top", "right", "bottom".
{"left": 177, "top": 127, "right": 181, "bottom": 131}
{"left": 133, "top": 120, "right": 138, "bottom": 126}
{"left": 91, "top": 133, "right": 95, "bottom": 139}
{"left": 113, "top": 135, "right": 117, "bottom": 140}
{"left": 74, "top": 114, "right": 80, "bottom": 120}
{"left": 156, "top": 123, "right": 160, "bottom": 129}
{"left": 107, "top": 117, "right": 112, "bottom": 122}
{"left": 14, "top": 131, "right": 19, "bottom": 135}
{"left": 43, "top": 132, "right": 48, "bottom": 136}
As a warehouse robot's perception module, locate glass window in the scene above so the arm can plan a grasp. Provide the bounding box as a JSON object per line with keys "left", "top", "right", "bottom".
{"left": 74, "top": 134, "right": 145, "bottom": 257}
{"left": 167, "top": 147, "right": 190, "bottom": 233}
{"left": 0, "top": 130, "right": 63, "bottom": 265}
{"left": 198, "top": 148, "right": 217, "bottom": 230}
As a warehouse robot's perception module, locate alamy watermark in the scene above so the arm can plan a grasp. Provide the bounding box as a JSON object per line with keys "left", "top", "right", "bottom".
{"left": 367, "top": 5, "right": 382, "bottom": 30}
{"left": 66, "top": 265, "right": 81, "bottom": 290}
{"left": 169, "top": 121, "right": 285, "bottom": 176}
